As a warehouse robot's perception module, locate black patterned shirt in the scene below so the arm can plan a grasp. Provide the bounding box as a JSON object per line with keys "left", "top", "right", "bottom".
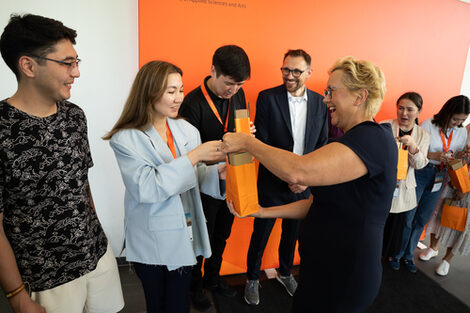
{"left": 0, "top": 100, "right": 107, "bottom": 291}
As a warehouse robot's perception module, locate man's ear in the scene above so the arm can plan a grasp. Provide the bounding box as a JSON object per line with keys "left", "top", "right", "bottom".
{"left": 17, "top": 56, "right": 37, "bottom": 79}
{"left": 306, "top": 67, "right": 313, "bottom": 78}
{"left": 210, "top": 65, "right": 217, "bottom": 78}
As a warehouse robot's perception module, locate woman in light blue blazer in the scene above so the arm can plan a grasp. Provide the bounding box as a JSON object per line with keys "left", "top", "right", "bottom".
{"left": 103, "top": 61, "right": 226, "bottom": 313}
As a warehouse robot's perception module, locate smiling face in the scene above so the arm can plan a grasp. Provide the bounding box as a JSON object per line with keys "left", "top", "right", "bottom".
{"left": 397, "top": 98, "right": 420, "bottom": 131}
{"left": 282, "top": 55, "right": 311, "bottom": 96}
{"left": 34, "top": 39, "right": 80, "bottom": 103}
{"left": 153, "top": 72, "right": 184, "bottom": 120}
{"left": 323, "top": 70, "right": 358, "bottom": 131}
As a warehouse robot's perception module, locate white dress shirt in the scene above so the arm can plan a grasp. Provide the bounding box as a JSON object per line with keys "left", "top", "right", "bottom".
{"left": 287, "top": 90, "right": 308, "bottom": 155}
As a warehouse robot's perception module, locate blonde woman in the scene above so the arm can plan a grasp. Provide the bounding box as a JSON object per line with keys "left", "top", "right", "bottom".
{"left": 223, "top": 57, "right": 397, "bottom": 313}
{"left": 103, "top": 61, "right": 226, "bottom": 313}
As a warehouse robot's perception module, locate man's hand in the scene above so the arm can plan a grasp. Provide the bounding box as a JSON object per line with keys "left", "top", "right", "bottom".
{"left": 9, "top": 290, "right": 46, "bottom": 313}
{"left": 249, "top": 121, "right": 256, "bottom": 137}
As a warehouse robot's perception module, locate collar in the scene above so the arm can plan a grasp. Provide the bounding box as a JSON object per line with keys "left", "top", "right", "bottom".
{"left": 287, "top": 89, "right": 308, "bottom": 103}
{"left": 204, "top": 76, "right": 224, "bottom": 104}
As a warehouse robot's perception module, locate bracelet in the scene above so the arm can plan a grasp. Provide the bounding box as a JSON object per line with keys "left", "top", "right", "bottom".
{"left": 5, "top": 282, "right": 28, "bottom": 299}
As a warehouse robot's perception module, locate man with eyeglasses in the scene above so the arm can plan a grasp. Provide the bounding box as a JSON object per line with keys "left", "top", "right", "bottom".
{"left": 0, "top": 14, "right": 123, "bottom": 313}
{"left": 243, "top": 49, "right": 328, "bottom": 306}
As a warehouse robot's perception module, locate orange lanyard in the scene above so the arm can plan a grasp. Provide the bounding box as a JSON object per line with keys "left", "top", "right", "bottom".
{"left": 440, "top": 129, "right": 453, "bottom": 153}
{"left": 166, "top": 122, "right": 177, "bottom": 159}
{"left": 201, "top": 82, "right": 230, "bottom": 132}
{"left": 440, "top": 129, "right": 453, "bottom": 169}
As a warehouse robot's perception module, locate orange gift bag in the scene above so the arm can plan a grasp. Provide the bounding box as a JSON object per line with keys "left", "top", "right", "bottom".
{"left": 440, "top": 199, "right": 468, "bottom": 232}
{"left": 447, "top": 159, "right": 470, "bottom": 193}
{"left": 396, "top": 143, "right": 408, "bottom": 180}
{"left": 226, "top": 109, "right": 259, "bottom": 216}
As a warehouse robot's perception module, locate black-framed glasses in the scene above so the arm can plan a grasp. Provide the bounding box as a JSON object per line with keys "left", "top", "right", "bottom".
{"left": 30, "top": 55, "right": 81, "bottom": 69}
{"left": 280, "top": 67, "right": 305, "bottom": 78}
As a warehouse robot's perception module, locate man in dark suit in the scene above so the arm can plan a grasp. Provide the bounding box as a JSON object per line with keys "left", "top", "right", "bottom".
{"left": 244, "top": 49, "right": 328, "bottom": 306}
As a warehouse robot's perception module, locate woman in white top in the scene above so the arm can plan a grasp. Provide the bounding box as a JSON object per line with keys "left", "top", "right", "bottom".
{"left": 381, "top": 92, "right": 430, "bottom": 260}
{"left": 419, "top": 95, "right": 470, "bottom": 276}
{"left": 391, "top": 95, "right": 470, "bottom": 273}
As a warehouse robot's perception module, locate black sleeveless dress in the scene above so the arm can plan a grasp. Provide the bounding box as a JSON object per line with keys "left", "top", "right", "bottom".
{"left": 293, "top": 122, "right": 397, "bottom": 313}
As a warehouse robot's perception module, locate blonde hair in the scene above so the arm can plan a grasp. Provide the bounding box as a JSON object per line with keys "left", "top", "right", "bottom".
{"left": 103, "top": 61, "right": 182, "bottom": 140}
{"left": 330, "top": 56, "right": 386, "bottom": 119}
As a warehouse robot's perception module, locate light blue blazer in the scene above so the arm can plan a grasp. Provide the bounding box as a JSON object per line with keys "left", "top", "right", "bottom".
{"left": 110, "top": 118, "right": 225, "bottom": 270}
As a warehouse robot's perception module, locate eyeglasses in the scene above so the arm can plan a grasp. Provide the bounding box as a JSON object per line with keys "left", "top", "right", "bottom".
{"left": 280, "top": 67, "right": 305, "bottom": 78}
{"left": 30, "top": 55, "right": 81, "bottom": 69}
{"left": 323, "top": 87, "right": 344, "bottom": 98}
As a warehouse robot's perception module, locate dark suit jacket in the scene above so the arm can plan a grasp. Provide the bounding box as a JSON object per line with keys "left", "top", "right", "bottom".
{"left": 255, "top": 85, "right": 328, "bottom": 207}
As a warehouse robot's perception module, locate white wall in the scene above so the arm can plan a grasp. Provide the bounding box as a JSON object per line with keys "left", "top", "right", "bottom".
{"left": 461, "top": 44, "right": 470, "bottom": 126}
{"left": 0, "top": 0, "right": 139, "bottom": 255}
{"left": 461, "top": 45, "right": 470, "bottom": 98}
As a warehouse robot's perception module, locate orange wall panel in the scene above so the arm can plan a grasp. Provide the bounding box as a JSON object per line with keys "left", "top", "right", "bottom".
{"left": 139, "top": 0, "right": 470, "bottom": 274}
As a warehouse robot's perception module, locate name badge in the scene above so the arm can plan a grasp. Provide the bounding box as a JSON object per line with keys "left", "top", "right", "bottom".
{"left": 185, "top": 213, "right": 193, "bottom": 242}
{"left": 393, "top": 182, "right": 400, "bottom": 198}
{"left": 432, "top": 171, "right": 445, "bottom": 193}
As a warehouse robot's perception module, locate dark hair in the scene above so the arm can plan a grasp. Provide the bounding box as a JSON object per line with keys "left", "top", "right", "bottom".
{"left": 283, "top": 49, "right": 311, "bottom": 66}
{"left": 212, "top": 45, "right": 250, "bottom": 82}
{"left": 396, "top": 92, "right": 423, "bottom": 125}
{"left": 0, "top": 14, "right": 77, "bottom": 81}
{"left": 432, "top": 95, "right": 470, "bottom": 132}
{"left": 103, "top": 61, "right": 182, "bottom": 140}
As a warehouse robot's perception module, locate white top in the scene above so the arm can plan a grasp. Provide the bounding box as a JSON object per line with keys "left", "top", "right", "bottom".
{"left": 421, "top": 118, "right": 467, "bottom": 165}
{"left": 287, "top": 90, "right": 307, "bottom": 155}
{"left": 381, "top": 119, "right": 430, "bottom": 213}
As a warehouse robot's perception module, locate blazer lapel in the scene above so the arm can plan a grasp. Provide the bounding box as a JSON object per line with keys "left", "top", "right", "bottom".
{"left": 167, "top": 118, "right": 191, "bottom": 156}
{"left": 304, "top": 89, "right": 313, "bottom": 151}
{"left": 276, "top": 88, "right": 293, "bottom": 137}
{"left": 143, "top": 124, "right": 175, "bottom": 164}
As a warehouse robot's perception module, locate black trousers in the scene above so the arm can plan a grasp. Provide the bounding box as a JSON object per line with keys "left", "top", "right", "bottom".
{"left": 133, "top": 262, "right": 192, "bottom": 313}
{"left": 246, "top": 217, "right": 300, "bottom": 280}
{"left": 191, "top": 193, "right": 234, "bottom": 290}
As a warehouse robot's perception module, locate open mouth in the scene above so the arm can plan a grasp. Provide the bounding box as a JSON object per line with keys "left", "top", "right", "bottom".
{"left": 329, "top": 106, "right": 336, "bottom": 113}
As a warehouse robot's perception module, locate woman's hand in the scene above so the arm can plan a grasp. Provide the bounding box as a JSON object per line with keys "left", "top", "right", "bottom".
{"left": 218, "top": 163, "right": 227, "bottom": 180}
{"left": 226, "top": 200, "right": 263, "bottom": 218}
{"left": 187, "top": 141, "right": 225, "bottom": 165}
{"left": 222, "top": 132, "right": 251, "bottom": 153}
{"left": 455, "top": 145, "right": 470, "bottom": 159}
{"left": 428, "top": 151, "right": 449, "bottom": 163}
{"left": 399, "top": 135, "right": 419, "bottom": 155}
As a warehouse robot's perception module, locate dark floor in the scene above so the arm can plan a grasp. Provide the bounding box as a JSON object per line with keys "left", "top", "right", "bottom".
{"left": 116, "top": 244, "right": 470, "bottom": 313}
{"left": 1, "top": 242, "right": 469, "bottom": 313}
